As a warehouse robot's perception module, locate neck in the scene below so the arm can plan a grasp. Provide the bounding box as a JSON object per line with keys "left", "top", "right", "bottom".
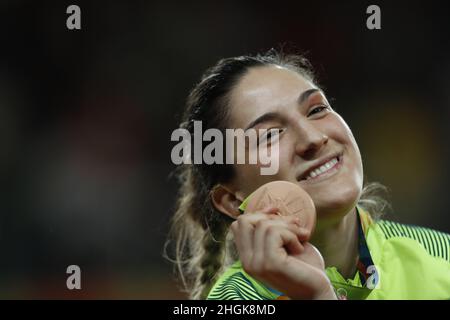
{"left": 310, "top": 206, "right": 359, "bottom": 279}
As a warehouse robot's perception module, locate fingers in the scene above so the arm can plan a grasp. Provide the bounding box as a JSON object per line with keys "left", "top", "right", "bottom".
{"left": 231, "top": 206, "right": 279, "bottom": 243}
{"left": 265, "top": 226, "right": 304, "bottom": 261}
{"left": 294, "top": 242, "right": 326, "bottom": 270}
{"left": 231, "top": 207, "right": 278, "bottom": 265}
{"left": 230, "top": 207, "right": 332, "bottom": 299}
{"left": 253, "top": 220, "right": 306, "bottom": 264}
{"left": 231, "top": 220, "right": 254, "bottom": 265}
{"left": 231, "top": 207, "right": 310, "bottom": 273}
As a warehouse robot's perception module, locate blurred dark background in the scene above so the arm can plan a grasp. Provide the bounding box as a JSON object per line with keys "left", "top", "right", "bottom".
{"left": 0, "top": 0, "right": 449, "bottom": 299}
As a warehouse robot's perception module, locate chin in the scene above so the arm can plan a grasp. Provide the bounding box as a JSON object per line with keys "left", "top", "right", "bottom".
{"left": 312, "top": 183, "right": 361, "bottom": 222}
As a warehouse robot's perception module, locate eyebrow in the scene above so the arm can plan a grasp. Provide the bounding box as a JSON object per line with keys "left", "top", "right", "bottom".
{"left": 244, "top": 88, "right": 322, "bottom": 131}
{"left": 298, "top": 88, "right": 321, "bottom": 104}
{"left": 245, "top": 112, "right": 281, "bottom": 131}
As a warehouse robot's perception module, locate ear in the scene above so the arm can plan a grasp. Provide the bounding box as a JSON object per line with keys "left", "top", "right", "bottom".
{"left": 210, "top": 184, "right": 243, "bottom": 219}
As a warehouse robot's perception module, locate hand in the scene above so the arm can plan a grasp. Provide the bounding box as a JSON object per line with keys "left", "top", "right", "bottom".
{"left": 231, "top": 207, "right": 337, "bottom": 300}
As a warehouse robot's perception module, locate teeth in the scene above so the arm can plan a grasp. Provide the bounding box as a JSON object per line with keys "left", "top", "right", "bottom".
{"left": 305, "top": 157, "right": 338, "bottom": 180}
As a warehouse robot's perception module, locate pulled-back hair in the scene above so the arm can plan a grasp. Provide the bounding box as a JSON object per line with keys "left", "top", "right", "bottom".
{"left": 164, "top": 49, "right": 390, "bottom": 299}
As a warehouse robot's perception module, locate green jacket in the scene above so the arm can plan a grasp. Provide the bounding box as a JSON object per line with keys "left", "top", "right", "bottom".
{"left": 207, "top": 206, "right": 450, "bottom": 300}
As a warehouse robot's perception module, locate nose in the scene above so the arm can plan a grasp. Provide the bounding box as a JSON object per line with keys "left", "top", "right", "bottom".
{"left": 294, "top": 121, "right": 329, "bottom": 160}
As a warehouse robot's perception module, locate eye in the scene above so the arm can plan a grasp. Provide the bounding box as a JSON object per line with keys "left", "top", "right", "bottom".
{"left": 258, "top": 128, "right": 284, "bottom": 146}
{"left": 308, "top": 104, "right": 330, "bottom": 117}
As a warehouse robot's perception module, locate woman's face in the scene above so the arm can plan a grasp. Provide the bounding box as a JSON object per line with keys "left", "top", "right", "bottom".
{"left": 226, "top": 65, "right": 363, "bottom": 221}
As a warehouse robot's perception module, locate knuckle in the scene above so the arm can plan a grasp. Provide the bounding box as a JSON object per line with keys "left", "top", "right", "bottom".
{"left": 255, "top": 219, "right": 266, "bottom": 229}
{"left": 265, "top": 225, "right": 278, "bottom": 236}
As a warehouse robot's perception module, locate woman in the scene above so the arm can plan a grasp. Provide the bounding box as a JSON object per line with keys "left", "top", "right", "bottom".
{"left": 166, "top": 50, "right": 450, "bottom": 300}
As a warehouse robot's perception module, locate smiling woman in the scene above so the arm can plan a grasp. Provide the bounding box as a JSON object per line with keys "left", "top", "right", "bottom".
{"left": 165, "top": 49, "right": 450, "bottom": 300}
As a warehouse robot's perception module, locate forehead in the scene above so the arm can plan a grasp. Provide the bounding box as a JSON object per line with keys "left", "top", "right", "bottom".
{"left": 228, "top": 65, "right": 317, "bottom": 129}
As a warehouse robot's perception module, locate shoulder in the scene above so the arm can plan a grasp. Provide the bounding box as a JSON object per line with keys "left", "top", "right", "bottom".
{"left": 367, "top": 219, "right": 450, "bottom": 299}
{"left": 375, "top": 219, "right": 450, "bottom": 262}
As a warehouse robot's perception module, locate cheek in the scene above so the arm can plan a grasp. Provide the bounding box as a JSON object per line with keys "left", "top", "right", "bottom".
{"left": 316, "top": 114, "right": 364, "bottom": 185}
{"left": 329, "top": 115, "right": 364, "bottom": 183}
{"left": 324, "top": 114, "right": 355, "bottom": 145}
{"left": 325, "top": 115, "right": 360, "bottom": 156}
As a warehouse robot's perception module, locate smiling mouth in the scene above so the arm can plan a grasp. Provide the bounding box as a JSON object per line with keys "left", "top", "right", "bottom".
{"left": 297, "top": 154, "right": 343, "bottom": 183}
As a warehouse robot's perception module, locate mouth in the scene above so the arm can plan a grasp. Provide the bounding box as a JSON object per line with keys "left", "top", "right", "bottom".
{"left": 296, "top": 153, "right": 343, "bottom": 184}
